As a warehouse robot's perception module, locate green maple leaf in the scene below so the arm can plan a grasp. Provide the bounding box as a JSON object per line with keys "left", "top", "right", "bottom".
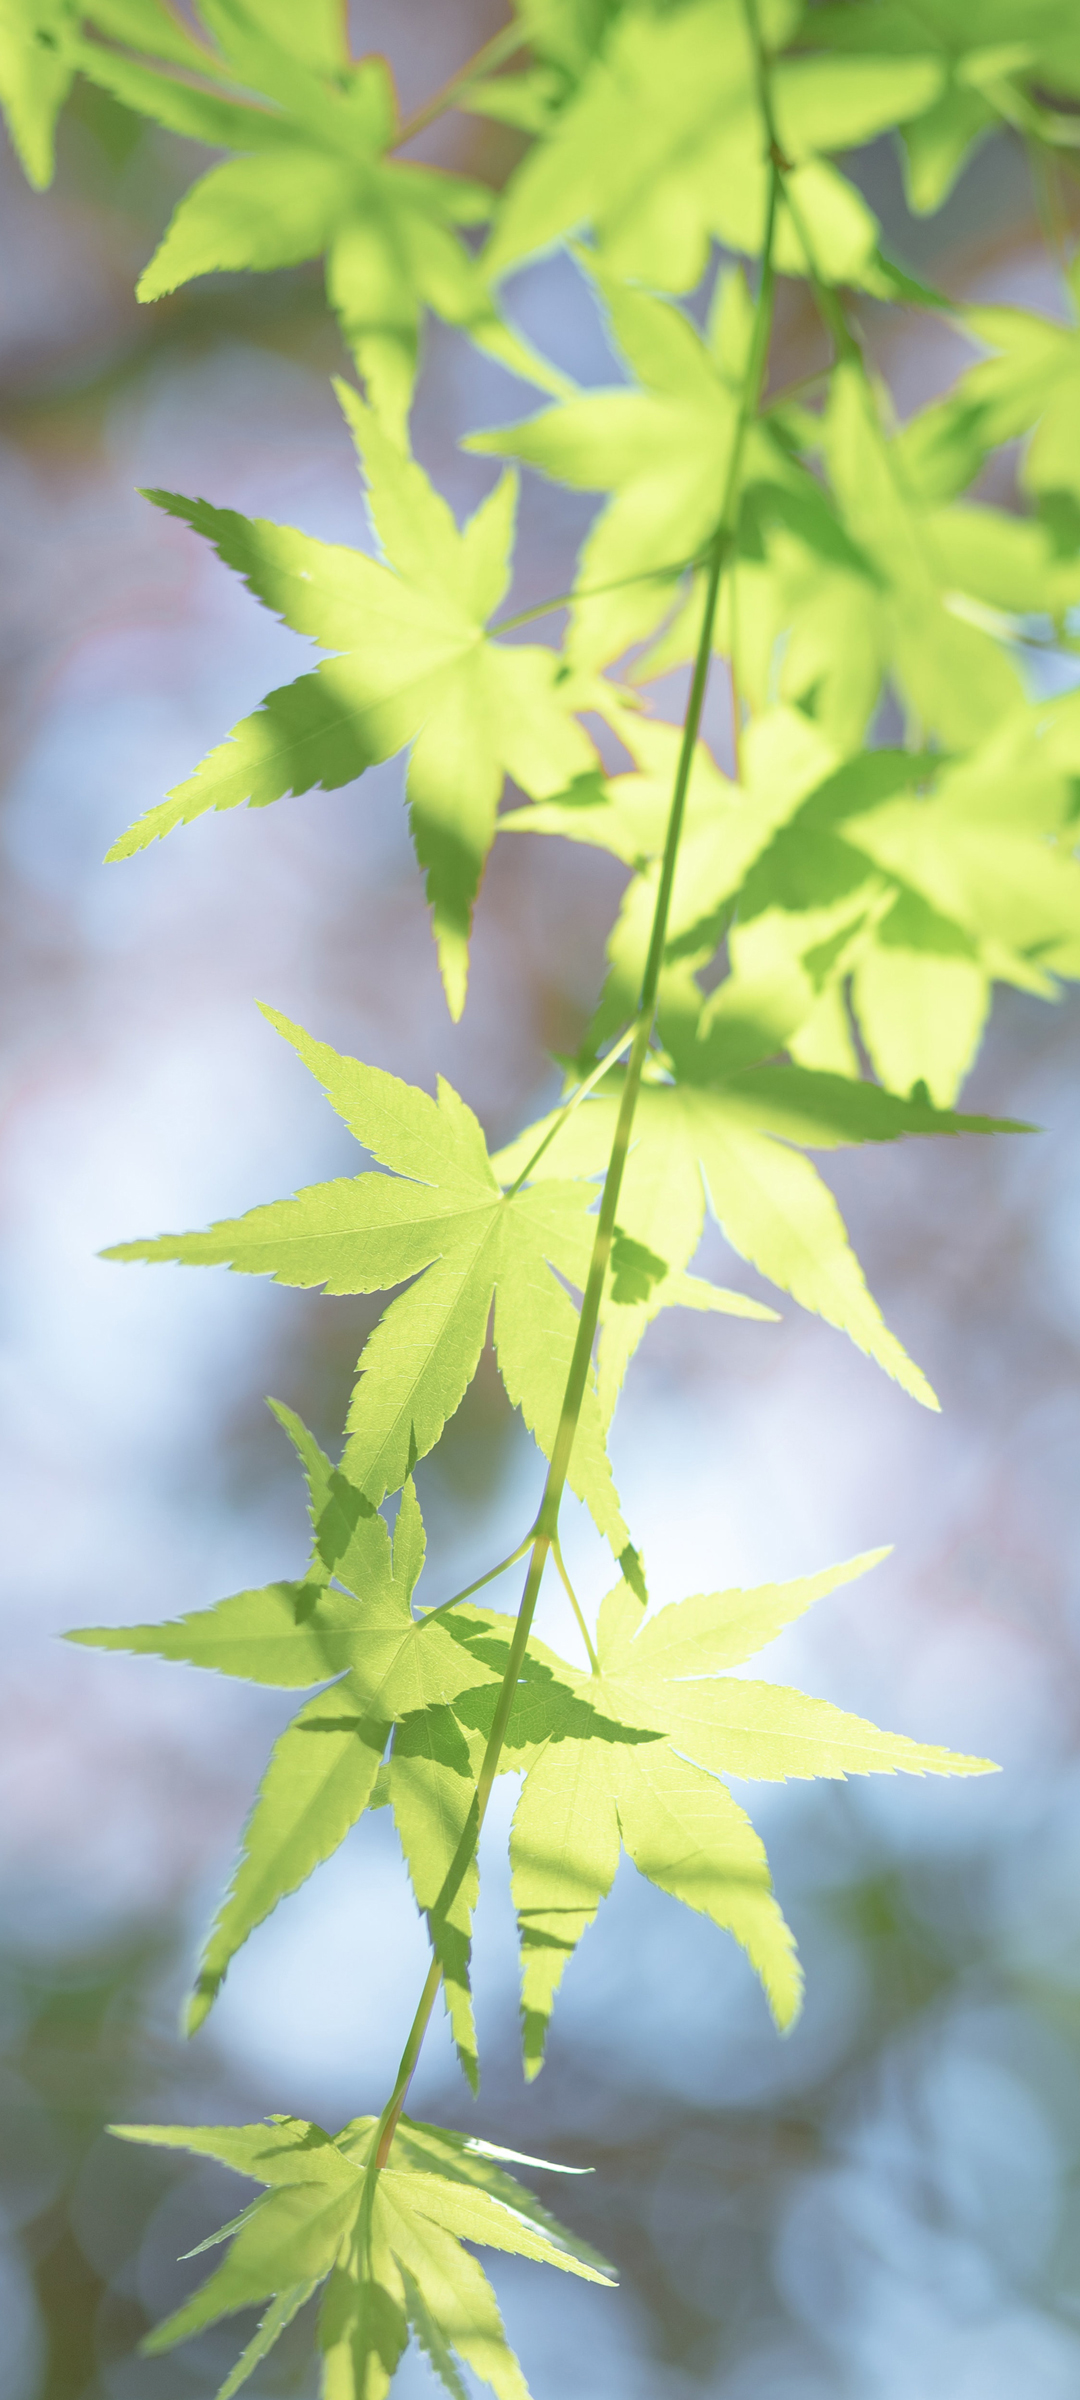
{"left": 469, "top": 260, "right": 871, "bottom": 673}
{"left": 495, "top": 1015, "right": 1024, "bottom": 1415}
{"left": 645, "top": 357, "right": 1049, "bottom": 753}
{"left": 375, "top": 1599, "right": 641, "bottom": 2088}
{"left": 69, "top": 1410, "right": 584, "bottom": 2085}
{"left": 113, "top": 2111, "right": 611, "bottom": 2400}
{"left": 103, "top": 1007, "right": 631, "bottom": 1552}
{"left": 502, "top": 709, "right": 874, "bottom": 1061}
{"left": 108, "top": 393, "right": 598, "bottom": 1017}
{"left": 503, "top": 1551, "right": 996, "bottom": 2075}
{"left": 63, "top": 2, "right": 565, "bottom": 435}
{"left": 809, "top": 1, "right": 1080, "bottom": 213}
{"left": 368, "top": 1592, "right": 567, "bottom": 2088}
{"left": 531, "top": 698, "right": 1078, "bottom": 1107}
{"left": 688, "top": 706, "right": 1078, "bottom": 1102}
{"left": 68, "top": 1412, "right": 517, "bottom": 2059}
{"left": 680, "top": 704, "right": 1080, "bottom": 1103}
{"left": 635, "top": 306, "right": 1080, "bottom": 754}
{"left": 485, "top": 0, "right": 937, "bottom": 295}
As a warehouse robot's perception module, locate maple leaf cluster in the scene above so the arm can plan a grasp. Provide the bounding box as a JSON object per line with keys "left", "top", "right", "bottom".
{"left": 6, "top": 0, "right": 1077, "bottom": 2393}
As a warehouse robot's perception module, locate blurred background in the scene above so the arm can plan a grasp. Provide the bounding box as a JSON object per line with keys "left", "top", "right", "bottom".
{"left": 3, "top": 6, "right": 1080, "bottom": 2396}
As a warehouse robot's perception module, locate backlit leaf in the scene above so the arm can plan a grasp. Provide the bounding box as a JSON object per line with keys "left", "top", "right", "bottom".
{"left": 108, "top": 405, "right": 596, "bottom": 1016}
{"left": 70, "top": 1444, "right": 508, "bottom": 2025}
{"left": 71, "top": 2, "right": 562, "bottom": 431}
{"left": 112, "top": 2110, "right": 612, "bottom": 2398}
{"left": 495, "top": 1056, "right": 1017, "bottom": 1414}
{"left": 105, "top": 1010, "right": 629, "bottom": 1545}
{"left": 502, "top": 1549, "right": 995, "bottom": 2068}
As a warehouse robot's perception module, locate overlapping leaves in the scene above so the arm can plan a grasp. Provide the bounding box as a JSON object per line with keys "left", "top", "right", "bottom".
{"left": 480, "top": 0, "right": 1080, "bottom": 291}
{"left": 469, "top": 258, "right": 872, "bottom": 672}
{"left": 646, "top": 339, "right": 1080, "bottom": 756}
{"left": 69, "top": 1411, "right": 510, "bottom": 2066}
{"left": 475, "top": 270, "right": 1071, "bottom": 755}
{"left": 113, "top": 2112, "right": 611, "bottom": 2400}
{"left": 809, "top": 0, "right": 1080, "bottom": 215}
{"left": 13, "top": 0, "right": 1080, "bottom": 303}
{"left": 897, "top": 273, "right": 1080, "bottom": 545}
{"left": 695, "top": 701, "right": 1080, "bottom": 1104}
{"left": 71, "top": 1430, "right": 996, "bottom": 2100}
{"left": 493, "top": 826, "right": 1022, "bottom": 1408}
{"left": 485, "top": 0, "right": 931, "bottom": 293}
{"left": 0, "top": 0, "right": 563, "bottom": 432}
{"left": 506, "top": 700, "right": 1079, "bottom": 1108}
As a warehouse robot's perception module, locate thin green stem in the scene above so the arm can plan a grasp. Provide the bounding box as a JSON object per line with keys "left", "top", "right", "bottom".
{"left": 373, "top": 83, "right": 782, "bottom": 2178}
{"left": 742, "top": 0, "right": 954, "bottom": 645}
{"left": 374, "top": 1959, "right": 443, "bottom": 2166}
{"left": 419, "top": 1537, "right": 533, "bottom": 1620}
{"left": 552, "top": 1536, "right": 600, "bottom": 1674}
{"left": 393, "top": 21, "right": 527, "bottom": 148}
{"left": 743, "top": 0, "right": 859, "bottom": 362}
{"left": 503, "top": 1025, "right": 638, "bottom": 1202}
{"left": 493, "top": 554, "right": 701, "bottom": 635}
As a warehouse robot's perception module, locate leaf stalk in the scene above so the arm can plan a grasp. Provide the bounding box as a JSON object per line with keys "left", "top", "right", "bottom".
{"left": 493, "top": 553, "right": 701, "bottom": 634}
{"left": 552, "top": 1536, "right": 600, "bottom": 1674}
{"left": 419, "top": 1537, "right": 533, "bottom": 1620}
{"left": 502, "top": 1023, "right": 638, "bottom": 1201}
{"left": 393, "top": 21, "right": 528, "bottom": 148}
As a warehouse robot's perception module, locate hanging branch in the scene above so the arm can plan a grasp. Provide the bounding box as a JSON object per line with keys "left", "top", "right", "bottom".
{"left": 14, "top": 1, "right": 1080, "bottom": 2392}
